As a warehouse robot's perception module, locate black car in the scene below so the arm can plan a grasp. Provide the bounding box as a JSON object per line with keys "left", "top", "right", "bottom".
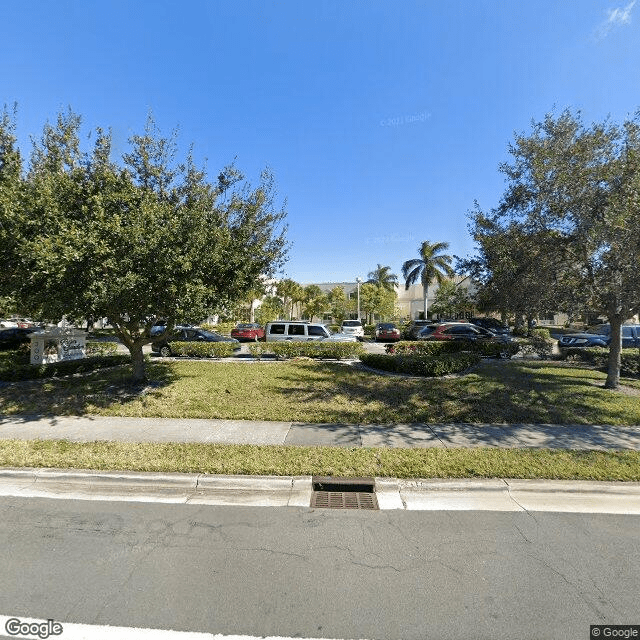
{"left": 469, "top": 317, "right": 511, "bottom": 336}
{"left": 404, "top": 320, "right": 435, "bottom": 340}
{"left": 558, "top": 324, "right": 640, "bottom": 351}
{"left": 151, "top": 327, "right": 240, "bottom": 357}
{"left": 0, "top": 327, "right": 37, "bottom": 350}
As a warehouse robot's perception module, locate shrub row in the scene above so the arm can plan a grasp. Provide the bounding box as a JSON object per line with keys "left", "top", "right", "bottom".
{"left": 248, "top": 341, "right": 365, "bottom": 360}
{"left": 167, "top": 341, "right": 238, "bottom": 358}
{"left": 561, "top": 347, "right": 640, "bottom": 376}
{"left": 0, "top": 354, "right": 131, "bottom": 382}
{"left": 386, "top": 340, "right": 520, "bottom": 359}
{"left": 360, "top": 352, "right": 481, "bottom": 377}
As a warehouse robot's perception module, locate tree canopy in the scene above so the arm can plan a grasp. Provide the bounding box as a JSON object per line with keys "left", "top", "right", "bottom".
{"left": 0, "top": 108, "right": 289, "bottom": 381}
{"left": 467, "top": 109, "right": 640, "bottom": 388}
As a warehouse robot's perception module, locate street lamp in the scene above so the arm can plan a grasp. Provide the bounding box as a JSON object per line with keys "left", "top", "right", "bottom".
{"left": 356, "top": 277, "right": 362, "bottom": 321}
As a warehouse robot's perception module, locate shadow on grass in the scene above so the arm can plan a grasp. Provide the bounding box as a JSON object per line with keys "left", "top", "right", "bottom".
{"left": 0, "top": 361, "right": 180, "bottom": 418}
{"left": 272, "top": 359, "right": 640, "bottom": 426}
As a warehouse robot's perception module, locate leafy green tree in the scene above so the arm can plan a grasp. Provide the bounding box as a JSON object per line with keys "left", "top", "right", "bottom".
{"left": 430, "top": 279, "right": 473, "bottom": 319}
{"left": 302, "top": 284, "right": 328, "bottom": 321}
{"left": 366, "top": 264, "right": 398, "bottom": 292}
{"left": 483, "top": 109, "right": 640, "bottom": 388}
{"left": 359, "top": 282, "right": 396, "bottom": 323}
{"left": 276, "top": 278, "right": 304, "bottom": 320}
{"left": 402, "top": 241, "right": 454, "bottom": 319}
{"left": 459, "top": 213, "right": 565, "bottom": 328}
{"left": 2, "top": 109, "right": 288, "bottom": 382}
{"left": 255, "top": 295, "right": 283, "bottom": 325}
{"left": 0, "top": 106, "right": 23, "bottom": 304}
{"left": 327, "top": 286, "right": 349, "bottom": 325}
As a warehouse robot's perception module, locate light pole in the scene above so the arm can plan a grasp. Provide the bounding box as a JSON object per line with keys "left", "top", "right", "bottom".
{"left": 356, "top": 277, "right": 362, "bottom": 321}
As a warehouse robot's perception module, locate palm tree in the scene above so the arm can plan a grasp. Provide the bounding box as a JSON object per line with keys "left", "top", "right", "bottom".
{"left": 276, "top": 278, "right": 304, "bottom": 320}
{"left": 402, "top": 241, "right": 454, "bottom": 319}
{"left": 366, "top": 264, "right": 398, "bottom": 292}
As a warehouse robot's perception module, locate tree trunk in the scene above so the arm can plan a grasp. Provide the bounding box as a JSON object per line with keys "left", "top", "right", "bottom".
{"left": 604, "top": 315, "right": 623, "bottom": 390}
{"left": 129, "top": 342, "right": 147, "bottom": 384}
{"left": 423, "top": 284, "right": 429, "bottom": 320}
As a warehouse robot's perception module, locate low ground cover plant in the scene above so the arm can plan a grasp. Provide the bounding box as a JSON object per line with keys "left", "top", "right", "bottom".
{"left": 0, "top": 353, "right": 131, "bottom": 382}
{"left": 386, "top": 340, "right": 520, "bottom": 359}
{"left": 0, "top": 342, "right": 129, "bottom": 381}
{"left": 562, "top": 347, "right": 640, "bottom": 377}
{"left": 166, "top": 341, "right": 237, "bottom": 358}
{"left": 360, "top": 352, "right": 481, "bottom": 376}
{"left": 248, "top": 341, "right": 364, "bottom": 359}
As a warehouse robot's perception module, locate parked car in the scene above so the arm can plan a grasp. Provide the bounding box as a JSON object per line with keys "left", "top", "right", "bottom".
{"left": 151, "top": 327, "right": 240, "bottom": 357}
{"left": 264, "top": 321, "right": 357, "bottom": 342}
{"left": 340, "top": 319, "right": 365, "bottom": 340}
{"left": 469, "top": 317, "right": 511, "bottom": 336}
{"left": 230, "top": 323, "right": 265, "bottom": 342}
{"left": 0, "top": 327, "right": 37, "bottom": 350}
{"left": 417, "top": 322, "right": 513, "bottom": 344}
{"left": 404, "top": 320, "right": 435, "bottom": 340}
{"left": 558, "top": 324, "right": 640, "bottom": 351}
{"left": 374, "top": 322, "right": 401, "bottom": 342}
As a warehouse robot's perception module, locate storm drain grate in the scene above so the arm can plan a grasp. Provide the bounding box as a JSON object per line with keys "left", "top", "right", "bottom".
{"left": 310, "top": 476, "right": 379, "bottom": 510}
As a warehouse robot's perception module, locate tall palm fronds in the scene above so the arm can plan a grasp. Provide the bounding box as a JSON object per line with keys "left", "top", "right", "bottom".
{"left": 402, "top": 241, "right": 454, "bottom": 318}
{"left": 366, "top": 264, "right": 398, "bottom": 292}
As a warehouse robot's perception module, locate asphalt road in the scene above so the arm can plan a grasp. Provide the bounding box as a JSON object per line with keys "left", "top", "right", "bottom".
{"left": 1, "top": 496, "right": 638, "bottom": 640}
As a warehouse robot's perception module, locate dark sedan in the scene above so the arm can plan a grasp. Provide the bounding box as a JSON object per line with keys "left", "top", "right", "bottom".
{"left": 558, "top": 324, "right": 640, "bottom": 351}
{"left": 151, "top": 327, "right": 240, "bottom": 357}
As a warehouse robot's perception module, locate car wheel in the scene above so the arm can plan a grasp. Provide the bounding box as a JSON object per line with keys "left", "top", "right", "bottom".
{"left": 159, "top": 345, "right": 172, "bottom": 357}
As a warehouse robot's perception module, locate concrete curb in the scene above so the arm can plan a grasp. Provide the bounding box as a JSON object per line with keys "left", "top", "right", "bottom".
{"left": 1, "top": 468, "right": 640, "bottom": 513}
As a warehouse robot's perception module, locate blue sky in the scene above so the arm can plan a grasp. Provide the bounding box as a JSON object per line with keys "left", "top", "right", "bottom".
{"left": 3, "top": 1, "right": 640, "bottom": 284}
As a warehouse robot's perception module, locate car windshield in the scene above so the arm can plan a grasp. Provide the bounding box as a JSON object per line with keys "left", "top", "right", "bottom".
{"left": 198, "top": 330, "right": 221, "bottom": 339}
{"left": 236, "top": 324, "right": 254, "bottom": 329}
{"left": 586, "top": 325, "right": 610, "bottom": 336}
{"left": 378, "top": 324, "right": 395, "bottom": 329}
{"left": 342, "top": 321, "right": 361, "bottom": 327}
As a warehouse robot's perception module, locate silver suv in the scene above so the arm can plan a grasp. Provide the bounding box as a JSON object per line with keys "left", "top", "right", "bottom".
{"left": 264, "top": 321, "right": 357, "bottom": 342}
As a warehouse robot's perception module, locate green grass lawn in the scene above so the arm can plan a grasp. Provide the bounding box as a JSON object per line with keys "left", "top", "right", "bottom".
{"left": 1, "top": 358, "right": 639, "bottom": 425}
{"left": 1, "top": 440, "right": 638, "bottom": 481}
{"left": 2, "top": 358, "right": 639, "bottom": 479}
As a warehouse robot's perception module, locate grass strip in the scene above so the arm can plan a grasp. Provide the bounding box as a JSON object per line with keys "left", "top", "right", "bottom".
{"left": 2, "top": 360, "right": 640, "bottom": 425}
{"left": 1, "top": 440, "right": 639, "bottom": 481}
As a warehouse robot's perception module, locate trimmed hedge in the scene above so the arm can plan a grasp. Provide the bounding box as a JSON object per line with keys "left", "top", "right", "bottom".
{"left": 386, "top": 340, "right": 520, "bottom": 359}
{"left": 562, "top": 347, "right": 640, "bottom": 377}
{"left": 249, "top": 341, "right": 365, "bottom": 360}
{"left": 167, "top": 341, "right": 238, "bottom": 358}
{"left": 0, "top": 354, "right": 131, "bottom": 382}
{"left": 360, "top": 352, "right": 481, "bottom": 377}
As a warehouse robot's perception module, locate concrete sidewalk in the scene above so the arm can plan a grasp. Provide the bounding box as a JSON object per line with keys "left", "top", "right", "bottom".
{"left": 2, "top": 415, "right": 640, "bottom": 513}
{"left": 1, "top": 414, "right": 640, "bottom": 449}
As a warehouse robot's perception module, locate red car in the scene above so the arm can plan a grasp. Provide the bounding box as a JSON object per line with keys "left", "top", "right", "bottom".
{"left": 417, "top": 322, "right": 511, "bottom": 343}
{"left": 230, "top": 323, "right": 265, "bottom": 342}
{"left": 374, "top": 322, "right": 401, "bottom": 342}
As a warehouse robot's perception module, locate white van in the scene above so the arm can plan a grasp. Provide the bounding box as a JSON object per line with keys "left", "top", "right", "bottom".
{"left": 264, "top": 321, "right": 357, "bottom": 342}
